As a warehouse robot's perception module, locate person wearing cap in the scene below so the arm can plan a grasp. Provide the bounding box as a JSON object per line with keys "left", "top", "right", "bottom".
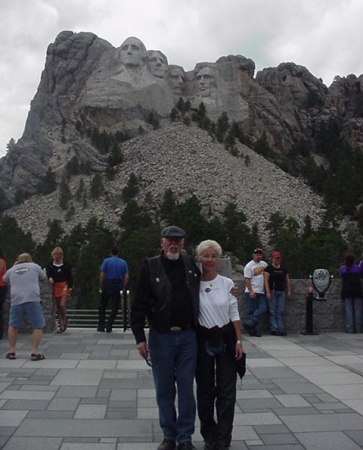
{"left": 131, "top": 226, "right": 200, "bottom": 450}
{"left": 264, "top": 251, "right": 291, "bottom": 336}
{"left": 243, "top": 248, "right": 267, "bottom": 337}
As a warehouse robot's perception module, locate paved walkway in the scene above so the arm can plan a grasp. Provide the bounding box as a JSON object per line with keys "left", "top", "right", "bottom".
{"left": 1, "top": 330, "right": 363, "bottom": 450}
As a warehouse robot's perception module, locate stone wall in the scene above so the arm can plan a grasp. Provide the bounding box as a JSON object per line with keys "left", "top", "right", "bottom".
{"left": 236, "top": 279, "right": 345, "bottom": 334}
{"left": 1, "top": 279, "right": 344, "bottom": 335}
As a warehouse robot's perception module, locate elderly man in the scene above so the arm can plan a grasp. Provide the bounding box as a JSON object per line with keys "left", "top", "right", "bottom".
{"left": 3, "top": 253, "right": 47, "bottom": 360}
{"left": 131, "top": 226, "right": 200, "bottom": 450}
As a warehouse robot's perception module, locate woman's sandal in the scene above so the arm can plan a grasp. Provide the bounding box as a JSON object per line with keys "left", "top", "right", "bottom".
{"left": 56, "top": 327, "right": 65, "bottom": 334}
{"left": 31, "top": 353, "right": 45, "bottom": 361}
{"left": 6, "top": 352, "right": 16, "bottom": 360}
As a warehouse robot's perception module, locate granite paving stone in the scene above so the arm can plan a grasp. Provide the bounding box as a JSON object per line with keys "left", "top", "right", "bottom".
{"left": 48, "top": 397, "right": 80, "bottom": 411}
{"left": 0, "top": 410, "right": 28, "bottom": 426}
{"left": 2, "top": 399, "right": 49, "bottom": 410}
{"left": 280, "top": 412, "right": 363, "bottom": 432}
{"left": 295, "top": 431, "right": 362, "bottom": 450}
{"left": 2, "top": 436, "right": 63, "bottom": 450}
{"left": 51, "top": 368, "right": 104, "bottom": 386}
{"left": 274, "top": 394, "right": 311, "bottom": 407}
{"left": 74, "top": 404, "right": 107, "bottom": 419}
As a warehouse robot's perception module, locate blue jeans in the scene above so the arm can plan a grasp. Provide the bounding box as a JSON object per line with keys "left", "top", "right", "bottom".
{"left": 244, "top": 292, "right": 267, "bottom": 333}
{"left": 9, "top": 301, "right": 45, "bottom": 328}
{"left": 344, "top": 297, "right": 362, "bottom": 333}
{"left": 148, "top": 327, "right": 197, "bottom": 444}
{"left": 268, "top": 291, "right": 286, "bottom": 333}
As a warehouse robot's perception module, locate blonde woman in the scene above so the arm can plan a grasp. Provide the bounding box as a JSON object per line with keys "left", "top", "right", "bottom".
{"left": 47, "top": 247, "right": 73, "bottom": 333}
{"left": 195, "top": 240, "right": 243, "bottom": 450}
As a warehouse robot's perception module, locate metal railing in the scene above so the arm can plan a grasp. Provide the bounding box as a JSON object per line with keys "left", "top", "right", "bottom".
{"left": 64, "top": 309, "right": 130, "bottom": 329}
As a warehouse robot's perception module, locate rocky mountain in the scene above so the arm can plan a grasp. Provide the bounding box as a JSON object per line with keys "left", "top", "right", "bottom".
{"left": 0, "top": 30, "right": 362, "bottom": 241}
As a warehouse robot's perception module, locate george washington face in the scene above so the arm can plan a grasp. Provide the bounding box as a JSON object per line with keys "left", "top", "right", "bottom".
{"left": 120, "top": 37, "right": 146, "bottom": 68}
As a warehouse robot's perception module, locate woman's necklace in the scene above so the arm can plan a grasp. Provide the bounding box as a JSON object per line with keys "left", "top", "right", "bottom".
{"left": 201, "top": 273, "right": 217, "bottom": 292}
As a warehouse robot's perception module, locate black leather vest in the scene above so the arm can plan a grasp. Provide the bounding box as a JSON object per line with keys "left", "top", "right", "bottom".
{"left": 146, "top": 254, "right": 200, "bottom": 332}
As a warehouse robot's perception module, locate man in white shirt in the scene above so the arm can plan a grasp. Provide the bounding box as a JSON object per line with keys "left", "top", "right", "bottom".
{"left": 243, "top": 248, "right": 267, "bottom": 337}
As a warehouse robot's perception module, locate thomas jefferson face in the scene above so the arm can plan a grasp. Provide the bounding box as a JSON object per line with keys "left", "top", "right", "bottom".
{"left": 120, "top": 37, "right": 146, "bottom": 68}
{"left": 196, "top": 67, "right": 216, "bottom": 97}
{"left": 168, "top": 66, "right": 185, "bottom": 95}
{"left": 147, "top": 51, "right": 168, "bottom": 78}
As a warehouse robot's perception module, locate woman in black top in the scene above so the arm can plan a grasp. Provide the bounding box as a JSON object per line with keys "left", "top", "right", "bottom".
{"left": 264, "top": 251, "right": 291, "bottom": 336}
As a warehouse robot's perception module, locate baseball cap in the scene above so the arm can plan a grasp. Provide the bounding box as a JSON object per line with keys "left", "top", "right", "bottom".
{"left": 161, "top": 226, "right": 186, "bottom": 239}
{"left": 253, "top": 248, "right": 263, "bottom": 254}
{"left": 271, "top": 251, "right": 281, "bottom": 259}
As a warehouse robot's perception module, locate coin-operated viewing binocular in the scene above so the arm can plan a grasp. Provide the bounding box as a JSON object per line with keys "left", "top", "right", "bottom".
{"left": 310, "top": 268, "right": 333, "bottom": 301}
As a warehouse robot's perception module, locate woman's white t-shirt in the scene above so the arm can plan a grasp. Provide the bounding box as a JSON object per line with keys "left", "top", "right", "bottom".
{"left": 198, "top": 274, "right": 240, "bottom": 329}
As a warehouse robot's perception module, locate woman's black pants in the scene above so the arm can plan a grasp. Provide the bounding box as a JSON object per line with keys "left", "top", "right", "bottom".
{"left": 196, "top": 340, "right": 237, "bottom": 447}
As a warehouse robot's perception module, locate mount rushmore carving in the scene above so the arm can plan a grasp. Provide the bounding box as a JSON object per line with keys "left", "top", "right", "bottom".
{"left": 81, "top": 35, "right": 250, "bottom": 120}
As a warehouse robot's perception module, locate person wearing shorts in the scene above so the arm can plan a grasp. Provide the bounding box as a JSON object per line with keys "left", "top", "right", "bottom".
{"left": 47, "top": 247, "right": 73, "bottom": 333}
{"left": 3, "top": 253, "right": 47, "bottom": 361}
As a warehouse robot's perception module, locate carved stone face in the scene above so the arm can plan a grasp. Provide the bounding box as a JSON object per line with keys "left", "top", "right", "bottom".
{"left": 120, "top": 37, "right": 146, "bottom": 68}
{"left": 168, "top": 66, "right": 185, "bottom": 95}
{"left": 196, "top": 67, "right": 216, "bottom": 97}
{"left": 147, "top": 51, "right": 168, "bottom": 79}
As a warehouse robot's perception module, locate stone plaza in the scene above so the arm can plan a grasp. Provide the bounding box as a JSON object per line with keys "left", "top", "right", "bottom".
{"left": 1, "top": 329, "right": 363, "bottom": 450}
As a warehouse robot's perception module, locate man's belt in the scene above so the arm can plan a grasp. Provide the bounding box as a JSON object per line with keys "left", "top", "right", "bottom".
{"left": 170, "top": 325, "right": 193, "bottom": 332}
{"left": 106, "top": 279, "right": 122, "bottom": 284}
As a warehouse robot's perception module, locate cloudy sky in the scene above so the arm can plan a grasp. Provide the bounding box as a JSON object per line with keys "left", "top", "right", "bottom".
{"left": 0, "top": 0, "right": 362, "bottom": 157}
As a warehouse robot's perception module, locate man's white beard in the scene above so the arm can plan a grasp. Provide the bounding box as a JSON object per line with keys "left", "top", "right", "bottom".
{"left": 166, "top": 246, "right": 180, "bottom": 261}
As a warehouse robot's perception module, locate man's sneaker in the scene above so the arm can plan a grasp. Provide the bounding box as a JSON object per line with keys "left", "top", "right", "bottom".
{"left": 177, "top": 442, "right": 196, "bottom": 450}
{"left": 157, "top": 438, "right": 176, "bottom": 450}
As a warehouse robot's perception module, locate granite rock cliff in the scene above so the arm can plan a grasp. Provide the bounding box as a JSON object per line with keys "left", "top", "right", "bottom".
{"left": 1, "top": 30, "right": 362, "bottom": 240}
